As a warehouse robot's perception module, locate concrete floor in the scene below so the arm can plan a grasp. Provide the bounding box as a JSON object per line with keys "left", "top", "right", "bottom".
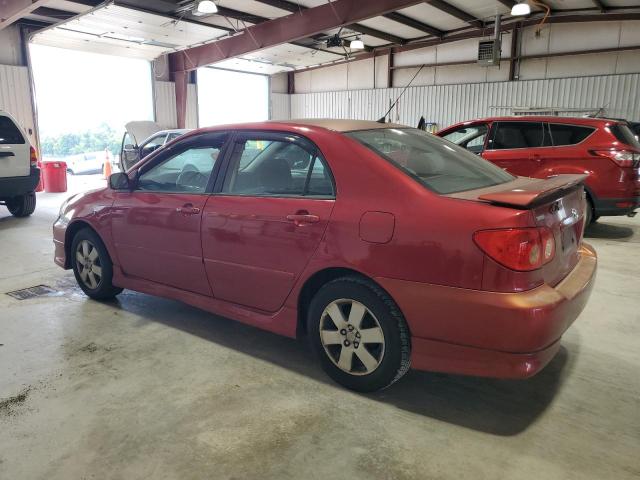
{"left": 1, "top": 175, "right": 639, "bottom": 480}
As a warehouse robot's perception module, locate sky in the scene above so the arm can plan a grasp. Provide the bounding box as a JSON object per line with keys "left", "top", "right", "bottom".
{"left": 197, "top": 67, "right": 269, "bottom": 127}
{"left": 29, "top": 44, "right": 154, "bottom": 138}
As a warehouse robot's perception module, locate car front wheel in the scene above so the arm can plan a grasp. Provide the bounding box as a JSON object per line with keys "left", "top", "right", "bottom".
{"left": 308, "top": 277, "right": 411, "bottom": 392}
{"left": 71, "top": 228, "right": 123, "bottom": 300}
{"left": 6, "top": 192, "right": 36, "bottom": 217}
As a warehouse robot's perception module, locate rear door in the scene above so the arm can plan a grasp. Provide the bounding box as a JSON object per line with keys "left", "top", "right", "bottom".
{"left": 0, "top": 114, "right": 29, "bottom": 178}
{"left": 201, "top": 131, "right": 335, "bottom": 312}
{"left": 483, "top": 121, "right": 549, "bottom": 177}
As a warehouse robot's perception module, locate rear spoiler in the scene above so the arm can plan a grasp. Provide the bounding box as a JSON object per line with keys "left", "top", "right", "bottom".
{"left": 478, "top": 174, "right": 587, "bottom": 208}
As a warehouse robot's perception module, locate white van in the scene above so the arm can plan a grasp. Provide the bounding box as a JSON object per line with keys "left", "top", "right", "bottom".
{"left": 0, "top": 110, "right": 39, "bottom": 217}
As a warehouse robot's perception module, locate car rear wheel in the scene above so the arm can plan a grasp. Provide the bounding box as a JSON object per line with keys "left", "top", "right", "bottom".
{"left": 308, "top": 277, "right": 411, "bottom": 392}
{"left": 585, "top": 196, "right": 595, "bottom": 226}
{"left": 71, "top": 228, "right": 123, "bottom": 300}
{"left": 6, "top": 192, "right": 36, "bottom": 217}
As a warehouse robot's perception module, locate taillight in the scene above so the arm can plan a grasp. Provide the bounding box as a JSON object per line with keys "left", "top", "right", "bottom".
{"left": 591, "top": 149, "right": 640, "bottom": 168}
{"left": 473, "top": 227, "right": 555, "bottom": 272}
{"left": 30, "top": 146, "right": 38, "bottom": 167}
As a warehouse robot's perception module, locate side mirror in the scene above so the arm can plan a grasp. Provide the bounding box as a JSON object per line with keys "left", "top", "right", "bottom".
{"left": 124, "top": 144, "right": 136, "bottom": 151}
{"left": 109, "top": 172, "right": 131, "bottom": 190}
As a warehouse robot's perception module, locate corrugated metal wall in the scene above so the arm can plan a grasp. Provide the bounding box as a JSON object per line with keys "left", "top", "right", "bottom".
{"left": 289, "top": 73, "right": 640, "bottom": 129}
{"left": 154, "top": 80, "right": 198, "bottom": 129}
{"left": 0, "top": 64, "right": 37, "bottom": 145}
{"left": 270, "top": 93, "right": 290, "bottom": 120}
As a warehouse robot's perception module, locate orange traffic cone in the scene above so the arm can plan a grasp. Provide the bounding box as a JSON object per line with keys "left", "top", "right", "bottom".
{"left": 103, "top": 149, "right": 112, "bottom": 180}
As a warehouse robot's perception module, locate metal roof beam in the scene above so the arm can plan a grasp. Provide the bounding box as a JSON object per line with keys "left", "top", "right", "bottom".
{"left": 0, "top": 0, "right": 48, "bottom": 30}
{"left": 169, "top": 0, "right": 423, "bottom": 73}
{"left": 383, "top": 11, "right": 444, "bottom": 37}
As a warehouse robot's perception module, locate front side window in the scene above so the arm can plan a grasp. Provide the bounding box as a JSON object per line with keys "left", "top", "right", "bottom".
{"left": 222, "top": 135, "right": 334, "bottom": 197}
{"left": 489, "top": 122, "right": 545, "bottom": 150}
{"left": 137, "top": 137, "right": 225, "bottom": 193}
{"left": 441, "top": 124, "right": 488, "bottom": 154}
{"left": 347, "top": 128, "right": 513, "bottom": 194}
{"left": 0, "top": 116, "right": 25, "bottom": 144}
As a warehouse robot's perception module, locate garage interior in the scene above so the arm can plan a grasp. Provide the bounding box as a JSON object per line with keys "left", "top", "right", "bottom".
{"left": 1, "top": 0, "right": 639, "bottom": 479}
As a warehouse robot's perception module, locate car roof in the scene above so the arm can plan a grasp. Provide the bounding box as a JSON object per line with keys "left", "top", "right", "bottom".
{"left": 193, "top": 119, "right": 409, "bottom": 134}
{"left": 454, "top": 116, "right": 621, "bottom": 127}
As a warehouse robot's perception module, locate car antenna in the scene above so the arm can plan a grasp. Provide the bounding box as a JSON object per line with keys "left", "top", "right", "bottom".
{"left": 377, "top": 64, "right": 426, "bottom": 123}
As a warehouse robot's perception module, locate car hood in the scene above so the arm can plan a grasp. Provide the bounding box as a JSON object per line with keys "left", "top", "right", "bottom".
{"left": 125, "top": 121, "right": 162, "bottom": 146}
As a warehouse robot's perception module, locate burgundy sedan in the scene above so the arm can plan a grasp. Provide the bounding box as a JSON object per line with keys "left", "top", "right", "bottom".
{"left": 53, "top": 119, "right": 597, "bottom": 392}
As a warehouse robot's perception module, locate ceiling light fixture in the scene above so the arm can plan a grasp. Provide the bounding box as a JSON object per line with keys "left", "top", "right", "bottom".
{"left": 511, "top": 1, "right": 531, "bottom": 16}
{"left": 197, "top": 0, "right": 218, "bottom": 14}
{"left": 350, "top": 38, "right": 364, "bottom": 50}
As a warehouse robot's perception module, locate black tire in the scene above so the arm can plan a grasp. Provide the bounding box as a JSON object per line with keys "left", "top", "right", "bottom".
{"left": 6, "top": 192, "right": 36, "bottom": 217}
{"left": 307, "top": 276, "right": 411, "bottom": 392}
{"left": 71, "top": 228, "right": 123, "bottom": 300}
{"left": 585, "top": 196, "right": 595, "bottom": 226}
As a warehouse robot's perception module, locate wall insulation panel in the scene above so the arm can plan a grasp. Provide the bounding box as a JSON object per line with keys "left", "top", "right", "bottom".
{"left": 289, "top": 73, "right": 640, "bottom": 130}
{"left": 154, "top": 81, "right": 198, "bottom": 130}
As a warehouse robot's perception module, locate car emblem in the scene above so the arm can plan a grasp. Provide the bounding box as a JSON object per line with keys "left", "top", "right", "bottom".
{"left": 549, "top": 201, "right": 560, "bottom": 213}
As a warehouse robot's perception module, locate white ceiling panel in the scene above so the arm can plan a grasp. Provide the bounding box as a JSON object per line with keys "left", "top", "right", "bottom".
{"left": 216, "top": 0, "right": 293, "bottom": 19}
{"left": 444, "top": 0, "right": 509, "bottom": 20}
{"left": 31, "top": 4, "right": 229, "bottom": 60}
{"left": 395, "top": 4, "right": 468, "bottom": 31}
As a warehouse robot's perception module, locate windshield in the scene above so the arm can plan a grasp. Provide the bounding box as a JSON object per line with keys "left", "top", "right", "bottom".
{"left": 610, "top": 123, "right": 640, "bottom": 149}
{"left": 347, "top": 128, "right": 514, "bottom": 194}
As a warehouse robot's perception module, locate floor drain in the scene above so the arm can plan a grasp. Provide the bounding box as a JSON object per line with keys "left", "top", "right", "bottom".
{"left": 6, "top": 285, "right": 60, "bottom": 300}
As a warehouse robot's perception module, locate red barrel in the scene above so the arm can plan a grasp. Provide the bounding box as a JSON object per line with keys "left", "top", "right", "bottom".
{"left": 43, "top": 161, "right": 68, "bottom": 193}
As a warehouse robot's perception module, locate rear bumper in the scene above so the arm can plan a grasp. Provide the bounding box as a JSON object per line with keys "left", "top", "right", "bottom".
{"left": 592, "top": 196, "right": 639, "bottom": 216}
{"left": 0, "top": 167, "right": 40, "bottom": 200}
{"left": 377, "top": 243, "right": 597, "bottom": 378}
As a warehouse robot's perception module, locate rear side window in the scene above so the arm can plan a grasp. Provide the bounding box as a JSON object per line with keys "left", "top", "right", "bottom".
{"left": 489, "top": 122, "right": 544, "bottom": 149}
{"left": 0, "top": 116, "right": 25, "bottom": 144}
{"left": 610, "top": 123, "right": 640, "bottom": 149}
{"left": 347, "top": 128, "right": 513, "bottom": 194}
{"left": 548, "top": 124, "right": 594, "bottom": 146}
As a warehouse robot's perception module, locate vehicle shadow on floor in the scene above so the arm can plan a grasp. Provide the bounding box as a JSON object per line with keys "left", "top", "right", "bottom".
{"left": 108, "top": 290, "right": 575, "bottom": 437}
{"left": 584, "top": 222, "right": 635, "bottom": 240}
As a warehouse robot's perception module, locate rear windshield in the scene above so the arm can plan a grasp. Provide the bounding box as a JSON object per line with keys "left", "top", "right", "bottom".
{"left": 610, "top": 123, "right": 640, "bottom": 149}
{"left": 346, "top": 128, "right": 514, "bottom": 194}
{"left": 0, "top": 116, "right": 25, "bottom": 144}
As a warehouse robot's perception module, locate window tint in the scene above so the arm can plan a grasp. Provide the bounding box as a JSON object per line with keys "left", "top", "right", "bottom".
{"left": 137, "top": 139, "right": 225, "bottom": 193}
{"left": 0, "top": 116, "right": 25, "bottom": 144}
{"left": 442, "top": 124, "right": 488, "bottom": 154}
{"left": 610, "top": 123, "right": 640, "bottom": 149}
{"left": 347, "top": 128, "right": 513, "bottom": 194}
{"left": 490, "top": 122, "right": 544, "bottom": 149}
{"left": 222, "top": 136, "right": 333, "bottom": 197}
{"left": 548, "top": 124, "right": 594, "bottom": 146}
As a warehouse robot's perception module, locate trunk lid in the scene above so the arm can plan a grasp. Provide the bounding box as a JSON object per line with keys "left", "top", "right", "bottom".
{"left": 451, "top": 174, "right": 587, "bottom": 286}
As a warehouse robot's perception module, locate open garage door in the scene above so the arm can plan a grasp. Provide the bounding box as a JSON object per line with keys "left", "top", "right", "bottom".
{"left": 197, "top": 67, "right": 269, "bottom": 127}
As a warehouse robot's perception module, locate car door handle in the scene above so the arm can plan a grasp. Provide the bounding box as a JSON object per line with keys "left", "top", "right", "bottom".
{"left": 0, "top": 152, "right": 15, "bottom": 158}
{"left": 176, "top": 204, "right": 201, "bottom": 215}
{"left": 531, "top": 154, "right": 542, "bottom": 162}
{"left": 286, "top": 213, "right": 320, "bottom": 225}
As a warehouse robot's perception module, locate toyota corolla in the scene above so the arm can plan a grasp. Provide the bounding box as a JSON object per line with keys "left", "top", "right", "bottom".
{"left": 53, "top": 119, "right": 597, "bottom": 392}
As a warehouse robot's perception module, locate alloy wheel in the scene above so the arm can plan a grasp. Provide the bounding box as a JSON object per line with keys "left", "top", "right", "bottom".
{"left": 75, "top": 239, "right": 102, "bottom": 289}
{"left": 319, "top": 299, "right": 385, "bottom": 376}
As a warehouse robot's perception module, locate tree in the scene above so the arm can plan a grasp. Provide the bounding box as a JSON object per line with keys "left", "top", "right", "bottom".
{"left": 40, "top": 123, "right": 122, "bottom": 157}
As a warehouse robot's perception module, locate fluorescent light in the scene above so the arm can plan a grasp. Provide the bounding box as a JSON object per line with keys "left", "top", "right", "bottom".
{"left": 197, "top": 0, "right": 218, "bottom": 14}
{"left": 511, "top": 2, "right": 531, "bottom": 16}
{"left": 350, "top": 39, "right": 364, "bottom": 50}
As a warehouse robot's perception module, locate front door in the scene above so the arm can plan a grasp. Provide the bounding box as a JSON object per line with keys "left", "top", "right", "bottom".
{"left": 202, "top": 132, "right": 336, "bottom": 312}
{"left": 111, "top": 132, "right": 228, "bottom": 296}
{"left": 483, "top": 121, "right": 550, "bottom": 177}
